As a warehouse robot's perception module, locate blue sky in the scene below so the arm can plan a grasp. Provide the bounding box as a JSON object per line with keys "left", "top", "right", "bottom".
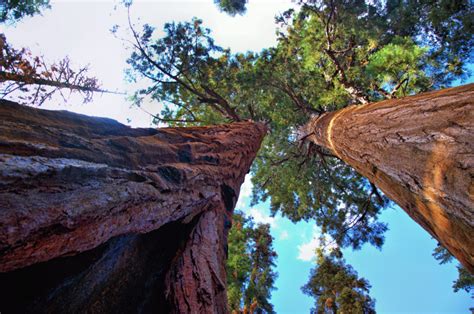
{"left": 236, "top": 175, "right": 473, "bottom": 313}
{"left": 2, "top": 1, "right": 472, "bottom": 312}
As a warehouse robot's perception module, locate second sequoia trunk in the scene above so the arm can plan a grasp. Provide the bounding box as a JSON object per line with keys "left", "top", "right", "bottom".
{"left": 305, "top": 84, "right": 474, "bottom": 272}
{"left": 0, "top": 100, "right": 266, "bottom": 313}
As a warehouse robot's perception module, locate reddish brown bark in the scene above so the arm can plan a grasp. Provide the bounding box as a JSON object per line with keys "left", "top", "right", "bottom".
{"left": 0, "top": 99, "right": 266, "bottom": 313}
{"left": 305, "top": 84, "right": 474, "bottom": 272}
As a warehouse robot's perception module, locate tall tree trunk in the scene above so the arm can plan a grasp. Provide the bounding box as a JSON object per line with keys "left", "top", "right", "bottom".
{"left": 304, "top": 84, "right": 474, "bottom": 272}
{"left": 0, "top": 99, "right": 266, "bottom": 313}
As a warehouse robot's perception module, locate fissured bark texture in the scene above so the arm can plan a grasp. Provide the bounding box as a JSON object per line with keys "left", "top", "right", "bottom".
{"left": 305, "top": 84, "right": 473, "bottom": 273}
{"left": 0, "top": 99, "right": 266, "bottom": 313}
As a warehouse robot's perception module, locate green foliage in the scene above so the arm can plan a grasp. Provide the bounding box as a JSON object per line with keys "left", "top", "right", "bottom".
{"left": 432, "top": 242, "right": 455, "bottom": 265}
{"left": 366, "top": 37, "right": 430, "bottom": 97}
{"left": 433, "top": 244, "right": 474, "bottom": 295}
{"left": 124, "top": 0, "right": 472, "bottom": 254}
{"left": 384, "top": 0, "right": 473, "bottom": 83}
{"left": 302, "top": 250, "right": 375, "bottom": 314}
{"left": 0, "top": 0, "right": 50, "bottom": 24}
{"left": 125, "top": 18, "right": 255, "bottom": 124}
{"left": 252, "top": 135, "right": 388, "bottom": 250}
{"left": 453, "top": 266, "right": 474, "bottom": 294}
{"left": 214, "top": 0, "right": 247, "bottom": 16}
{"left": 226, "top": 212, "right": 277, "bottom": 313}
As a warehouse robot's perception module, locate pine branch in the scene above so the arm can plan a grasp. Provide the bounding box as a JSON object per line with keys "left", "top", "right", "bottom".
{"left": 0, "top": 71, "right": 123, "bottom": 95}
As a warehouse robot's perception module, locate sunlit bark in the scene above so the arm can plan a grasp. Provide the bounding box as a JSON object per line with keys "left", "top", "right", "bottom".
{"left": 305, "top": 84, "right": 474, "bottom": 272}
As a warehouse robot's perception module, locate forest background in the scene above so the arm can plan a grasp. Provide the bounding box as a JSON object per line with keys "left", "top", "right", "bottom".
{"left": 1, "top": 0, "right": 472, "bottom": 312}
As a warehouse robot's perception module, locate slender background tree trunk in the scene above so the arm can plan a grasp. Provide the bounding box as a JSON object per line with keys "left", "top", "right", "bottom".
{"left": 0, "top": 100, "right": 266, "bottom": 313}
{"left": 305, "top": 84, "right": 474, "bottom": 272}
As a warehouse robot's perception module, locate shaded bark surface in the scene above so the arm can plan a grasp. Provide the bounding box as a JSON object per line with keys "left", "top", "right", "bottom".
{"left": 0, "top": 99, "right": 266, "bottom": 313}
{"left": 305, "top": 84, "right": 474, "bottom": 272}
{"left": 0, "top": 219, "right": 194, "bottom": 313}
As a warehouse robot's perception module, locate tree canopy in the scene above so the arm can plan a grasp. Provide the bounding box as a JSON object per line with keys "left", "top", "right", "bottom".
{"left": 0, "top": 0, "right": 50, "bottom": 24}
{"left": 302, "top": 249, "right": 375, "bottom": 314}
{"left": 124, "top": 0, "right": 472, "bottom": 254}
{"left": 433, "top": 244, "right": 474, "bottom": 295}
{"left": 227, "top": 212, "right": 277, "bottom": 313}
{"left": 122, "top": 0, "right": 472, "bottom": 308}
{"left": 214, "top": 0, "right": 247, "bottom": 16}
{"left": 302, "top": 250, "right": 375, "bottom": 314}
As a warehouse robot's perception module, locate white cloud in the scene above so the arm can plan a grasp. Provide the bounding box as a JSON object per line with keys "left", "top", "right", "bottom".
{"left": 297, "top": 237, "right": 321, "bottom": 262}
{"left": 235, "top": 175, "right": 278, "bottom": 229}
{"left": 236, "top": 174, "right": 252, "bottom": 210}
{"left": 279, "top": 230, "right": 289, "bottom": 240}
{"left": 297, "top": 226, "right": 338, "bottom": 262}
{"left": 248, "top": 208, "right": 278, "bottom": 228}
{"left": 235, "top": 197, "right": 246, "bottom": 210}
{"left": 240, "top": 175, "right": 253, "bottom": 198}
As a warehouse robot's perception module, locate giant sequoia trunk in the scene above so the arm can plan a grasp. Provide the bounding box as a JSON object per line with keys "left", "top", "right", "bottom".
{"left": 305, "top": 84, "right": 474, "bottom": 272}
{"left": 0, "top": 99, "right": 266, "bottom": 313}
